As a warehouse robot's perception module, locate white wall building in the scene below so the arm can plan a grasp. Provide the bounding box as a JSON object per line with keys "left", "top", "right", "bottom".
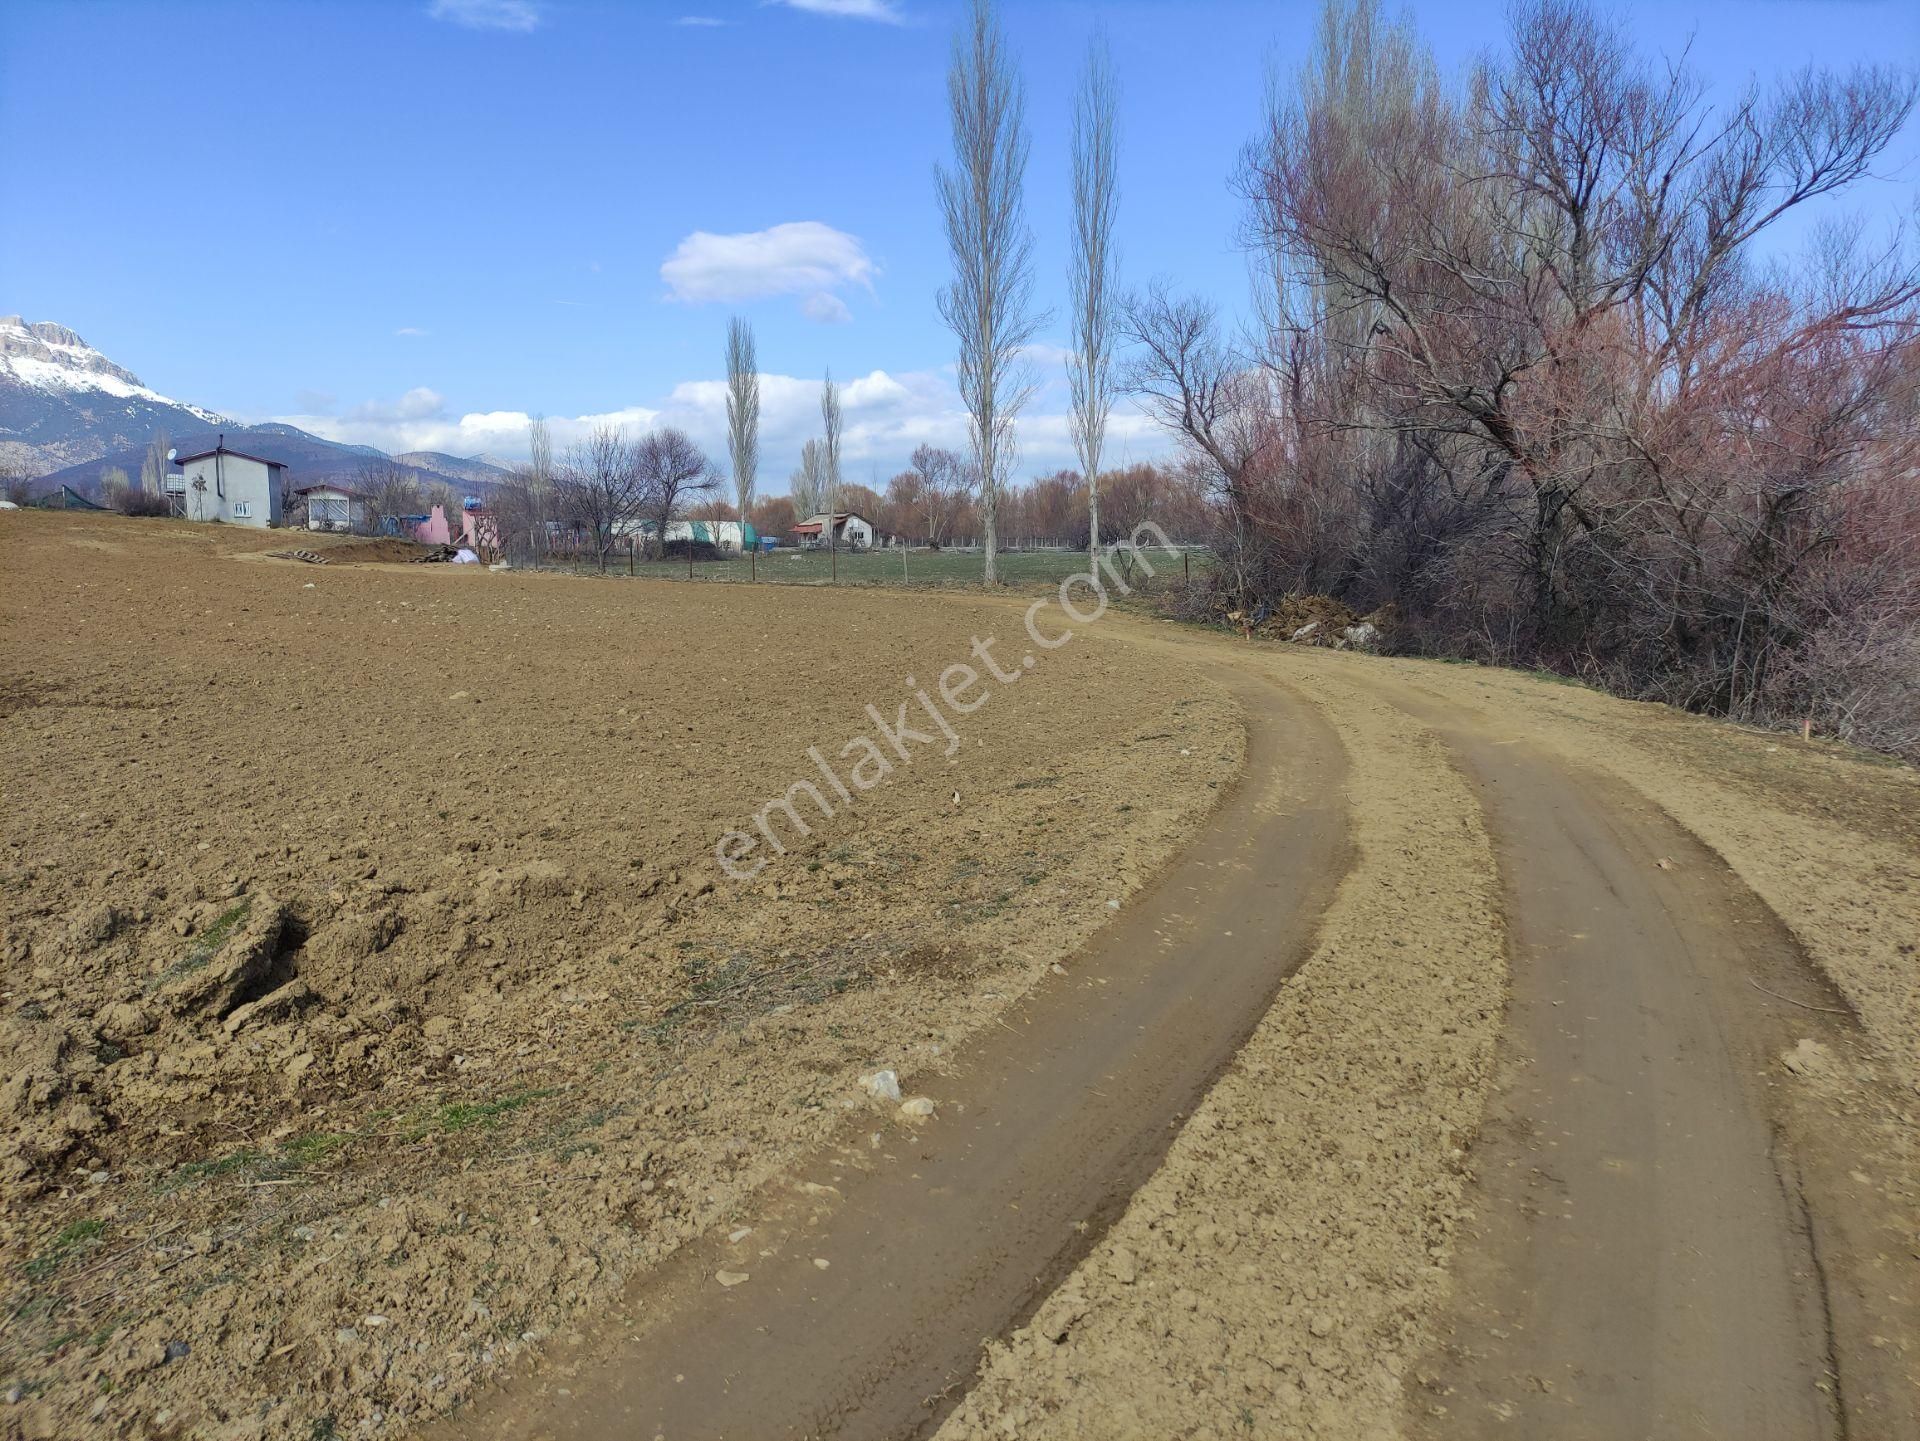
{"left": 294, "top": 482, "right": 365, "bottom": 532}
{"left": 175, "top": 438, "right": 286, "bottom": 528}
{"left": 796, "top": 511, "right": 875, "bottom": 549}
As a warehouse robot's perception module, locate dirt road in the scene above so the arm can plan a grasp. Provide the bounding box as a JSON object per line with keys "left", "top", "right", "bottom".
{"left": 425, "top": 664, "right": 1348, "bottom": 1440}
{"left": 1385, "top": 685, "right": 1846, "bottom": 1439}
{"left": 452, "top": 626, "right": 1917, "bottom": 1441}
{"left": 8, "top": 516, "right": 1913, "bottom": 1440}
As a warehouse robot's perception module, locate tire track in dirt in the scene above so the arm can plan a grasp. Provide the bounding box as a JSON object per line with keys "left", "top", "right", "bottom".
{"left": 1360, "top": 677, "right": 1854, "bottom": 1438}
{"left": 426, "top": 663, "right": 1350, "bottom": 1441}
{"left": 937, "top": 649, "right": 1510, "bottom": 1441}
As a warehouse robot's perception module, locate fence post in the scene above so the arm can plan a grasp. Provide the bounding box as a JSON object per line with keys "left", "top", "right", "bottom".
{"left": 1183, "top": 551, "right": 1190, "bottom": 585}
{"left": 628, "top": 534, "right": 634, "bottom": 576}
{"left": 751, "top": 546, "right": 756, "bottom": 582}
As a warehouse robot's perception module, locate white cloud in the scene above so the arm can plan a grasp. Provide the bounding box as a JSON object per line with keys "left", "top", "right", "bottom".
{"left": 272, "top": 388, "right": 660, "bottom": 460}
{"left": 766, "top": 0, "right": 905, "bottom": 22}
{"left": 675, "top": 14, "right": 728, "bottom": 24}
{"left": 802, "top": 292, "right": 853, "bottom": 324}
{"left": 427, "top": 0, "right": 542, "bottom": 32}
{"left": 660, "top": 221, "right": 875, "bottom": 321}
{"left": 648, "top": 367, "right": 1162, "bottom": 486}
{"left": 269, "top": 365, "right": 1170, "bottom": 484}
{"left": 395, "top": 326, "right": 429, "bottom": 338}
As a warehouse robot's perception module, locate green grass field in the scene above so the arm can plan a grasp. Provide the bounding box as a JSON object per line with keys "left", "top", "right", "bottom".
{"left": 562, "top": 545, "right": 1207, "bottom": 591}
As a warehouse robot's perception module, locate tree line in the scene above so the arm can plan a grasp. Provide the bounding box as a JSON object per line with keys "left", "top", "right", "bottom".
{"left": 693, "top": 451, "right": 1211, "bottom": 551}
{"left": 1131, "top": 0, "right": 1920, "bottom": 758}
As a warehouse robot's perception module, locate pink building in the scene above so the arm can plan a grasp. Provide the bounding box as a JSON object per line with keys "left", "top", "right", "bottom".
{"left": 413, "top": 505, "right": 451, "bottom": 545}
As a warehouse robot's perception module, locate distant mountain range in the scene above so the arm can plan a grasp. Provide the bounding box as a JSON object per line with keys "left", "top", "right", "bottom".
{"left": 0, "top": 315, "right": 511, "bottom": 498}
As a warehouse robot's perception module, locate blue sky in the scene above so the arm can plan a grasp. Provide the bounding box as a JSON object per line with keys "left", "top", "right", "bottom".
{"left": 3, "top": 0, "right": 1915, "bottom": 490}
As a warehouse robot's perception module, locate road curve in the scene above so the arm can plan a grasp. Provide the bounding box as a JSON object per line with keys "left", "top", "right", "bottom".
{"left": 1371, "top": 676, "right": 1850, "bottom": 1439}
{"left": 428, "top": 662, "right": 1350, "bottom": 1441}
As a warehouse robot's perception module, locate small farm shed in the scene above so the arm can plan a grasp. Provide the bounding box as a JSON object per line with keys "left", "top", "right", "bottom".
{"left": 633, "top": 519, "right": 760, "bottom": 555}
{"left": 795, "top": 511, "right": 874, "bottom": 549}
{"left": 294, "top": 482, "right": 365, "bottom": 532}
{"left": 175, "top": 437, "right": 286, "bottom": 528}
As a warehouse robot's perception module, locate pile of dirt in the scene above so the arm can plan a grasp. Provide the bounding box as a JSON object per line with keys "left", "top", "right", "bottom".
{"left": 309, "top": 537, "right": 429, "bottom": 565}
{"left": 0, "top": 510, "right": 1241, "bottom": 1440}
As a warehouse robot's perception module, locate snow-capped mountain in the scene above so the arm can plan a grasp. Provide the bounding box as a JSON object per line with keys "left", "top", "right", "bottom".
{"left": 0, "top": 315, "right": 228, "bottom": 473}
{"left": 1, "top": 317, "right": 510, "bottom": 497}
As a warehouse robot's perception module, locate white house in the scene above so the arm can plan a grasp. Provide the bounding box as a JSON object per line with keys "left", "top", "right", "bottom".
{"left": 175, "top": 438, "right": 286, "bottom": 528}
{"left": 795, "top": 511, "right": 875, "bottom": 549}
{"left": 294, "top": 482, "right": 365, "bottom": 532}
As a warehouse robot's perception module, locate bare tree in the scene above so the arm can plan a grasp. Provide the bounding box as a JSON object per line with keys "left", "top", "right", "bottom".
{"left": 0, "top": 456, "right": 34, "bottom": 507}
{"left": 790, "top": 438, "right": 826, "bottom": 520}
{"left": 513, "top": 414, "right": 555, "bottom": 564}
{"left": 356, "top": 458, "right": 425, "bottom": 536}
{"left": 1180, "top": 0, "right": 1920, "bottom": 755}
{"left": 908, "top": 443, "right": 978, "bottom": 548}
{"left": 726, "top": 318, "right": 760, "bottom": 520}
{"left": 639, "top": 427, "right": 719, "bottom": 555}
{"left": 937, "top": 0, "right": 1043, "bottom": 583}
{"left": 820, "top": 370, "right": 842, "bottom": 558}
{"left": 140, "top": 430, "right": 171, "bottom": 497}
{"left": 1069, "top": 33, "right": 1120, "bottom": 563}
{"left": 527, "top": 415, "right": 552, "bottom": 493}
{"left": 1121, "top": 284, "right": 1275, "bottom": 514}
{"left": 493, "top": 463, "right": 548, "bottom": 566}
{"left": 552, "top": 426, "right": 647, "bottom": 571}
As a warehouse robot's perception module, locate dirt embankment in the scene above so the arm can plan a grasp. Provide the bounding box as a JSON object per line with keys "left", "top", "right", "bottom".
{"left": 0, "top": 512, "right": 1241, "bottom": 1440}
{"left": 939, "top": 657, "right": 1509, "bottom": 1441}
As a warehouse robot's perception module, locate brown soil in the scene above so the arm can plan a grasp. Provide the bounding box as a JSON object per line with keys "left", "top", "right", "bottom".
{"left": 938, "top": 640, "right": 1920, "bottom": 1441}
{"left": 420, "top": 661, "right": 1348, "bottom": 1441}
{"left": 0, "top": 511, "right": 1239, "bottom": 1440}
{"left": 7, "top": 511, "right": 1917, "bottom": 1441}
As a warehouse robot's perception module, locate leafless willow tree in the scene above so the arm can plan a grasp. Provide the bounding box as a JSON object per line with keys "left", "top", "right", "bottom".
{"left": 1177, "top": 0, "right": 1920, "bottom": 755}
{"left": 1069, "top": 34, "right": 1119, "bottom": 562}
{"left": 1122, "top": 285, "right": 1275, "bottom": 512}
{"left": 937, "top": 0, "right": 1042, "bottom": 584}
{"left": 820, "top": 370, "right": 843, "bottom": 554}
{"left": 726, "top": 318, "right": 759, "bottom": 519}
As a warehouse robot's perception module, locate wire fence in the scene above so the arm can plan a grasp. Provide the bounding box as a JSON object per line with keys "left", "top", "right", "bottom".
{"left": 529, "top": 541, "right": 1211, "bottom": 591}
